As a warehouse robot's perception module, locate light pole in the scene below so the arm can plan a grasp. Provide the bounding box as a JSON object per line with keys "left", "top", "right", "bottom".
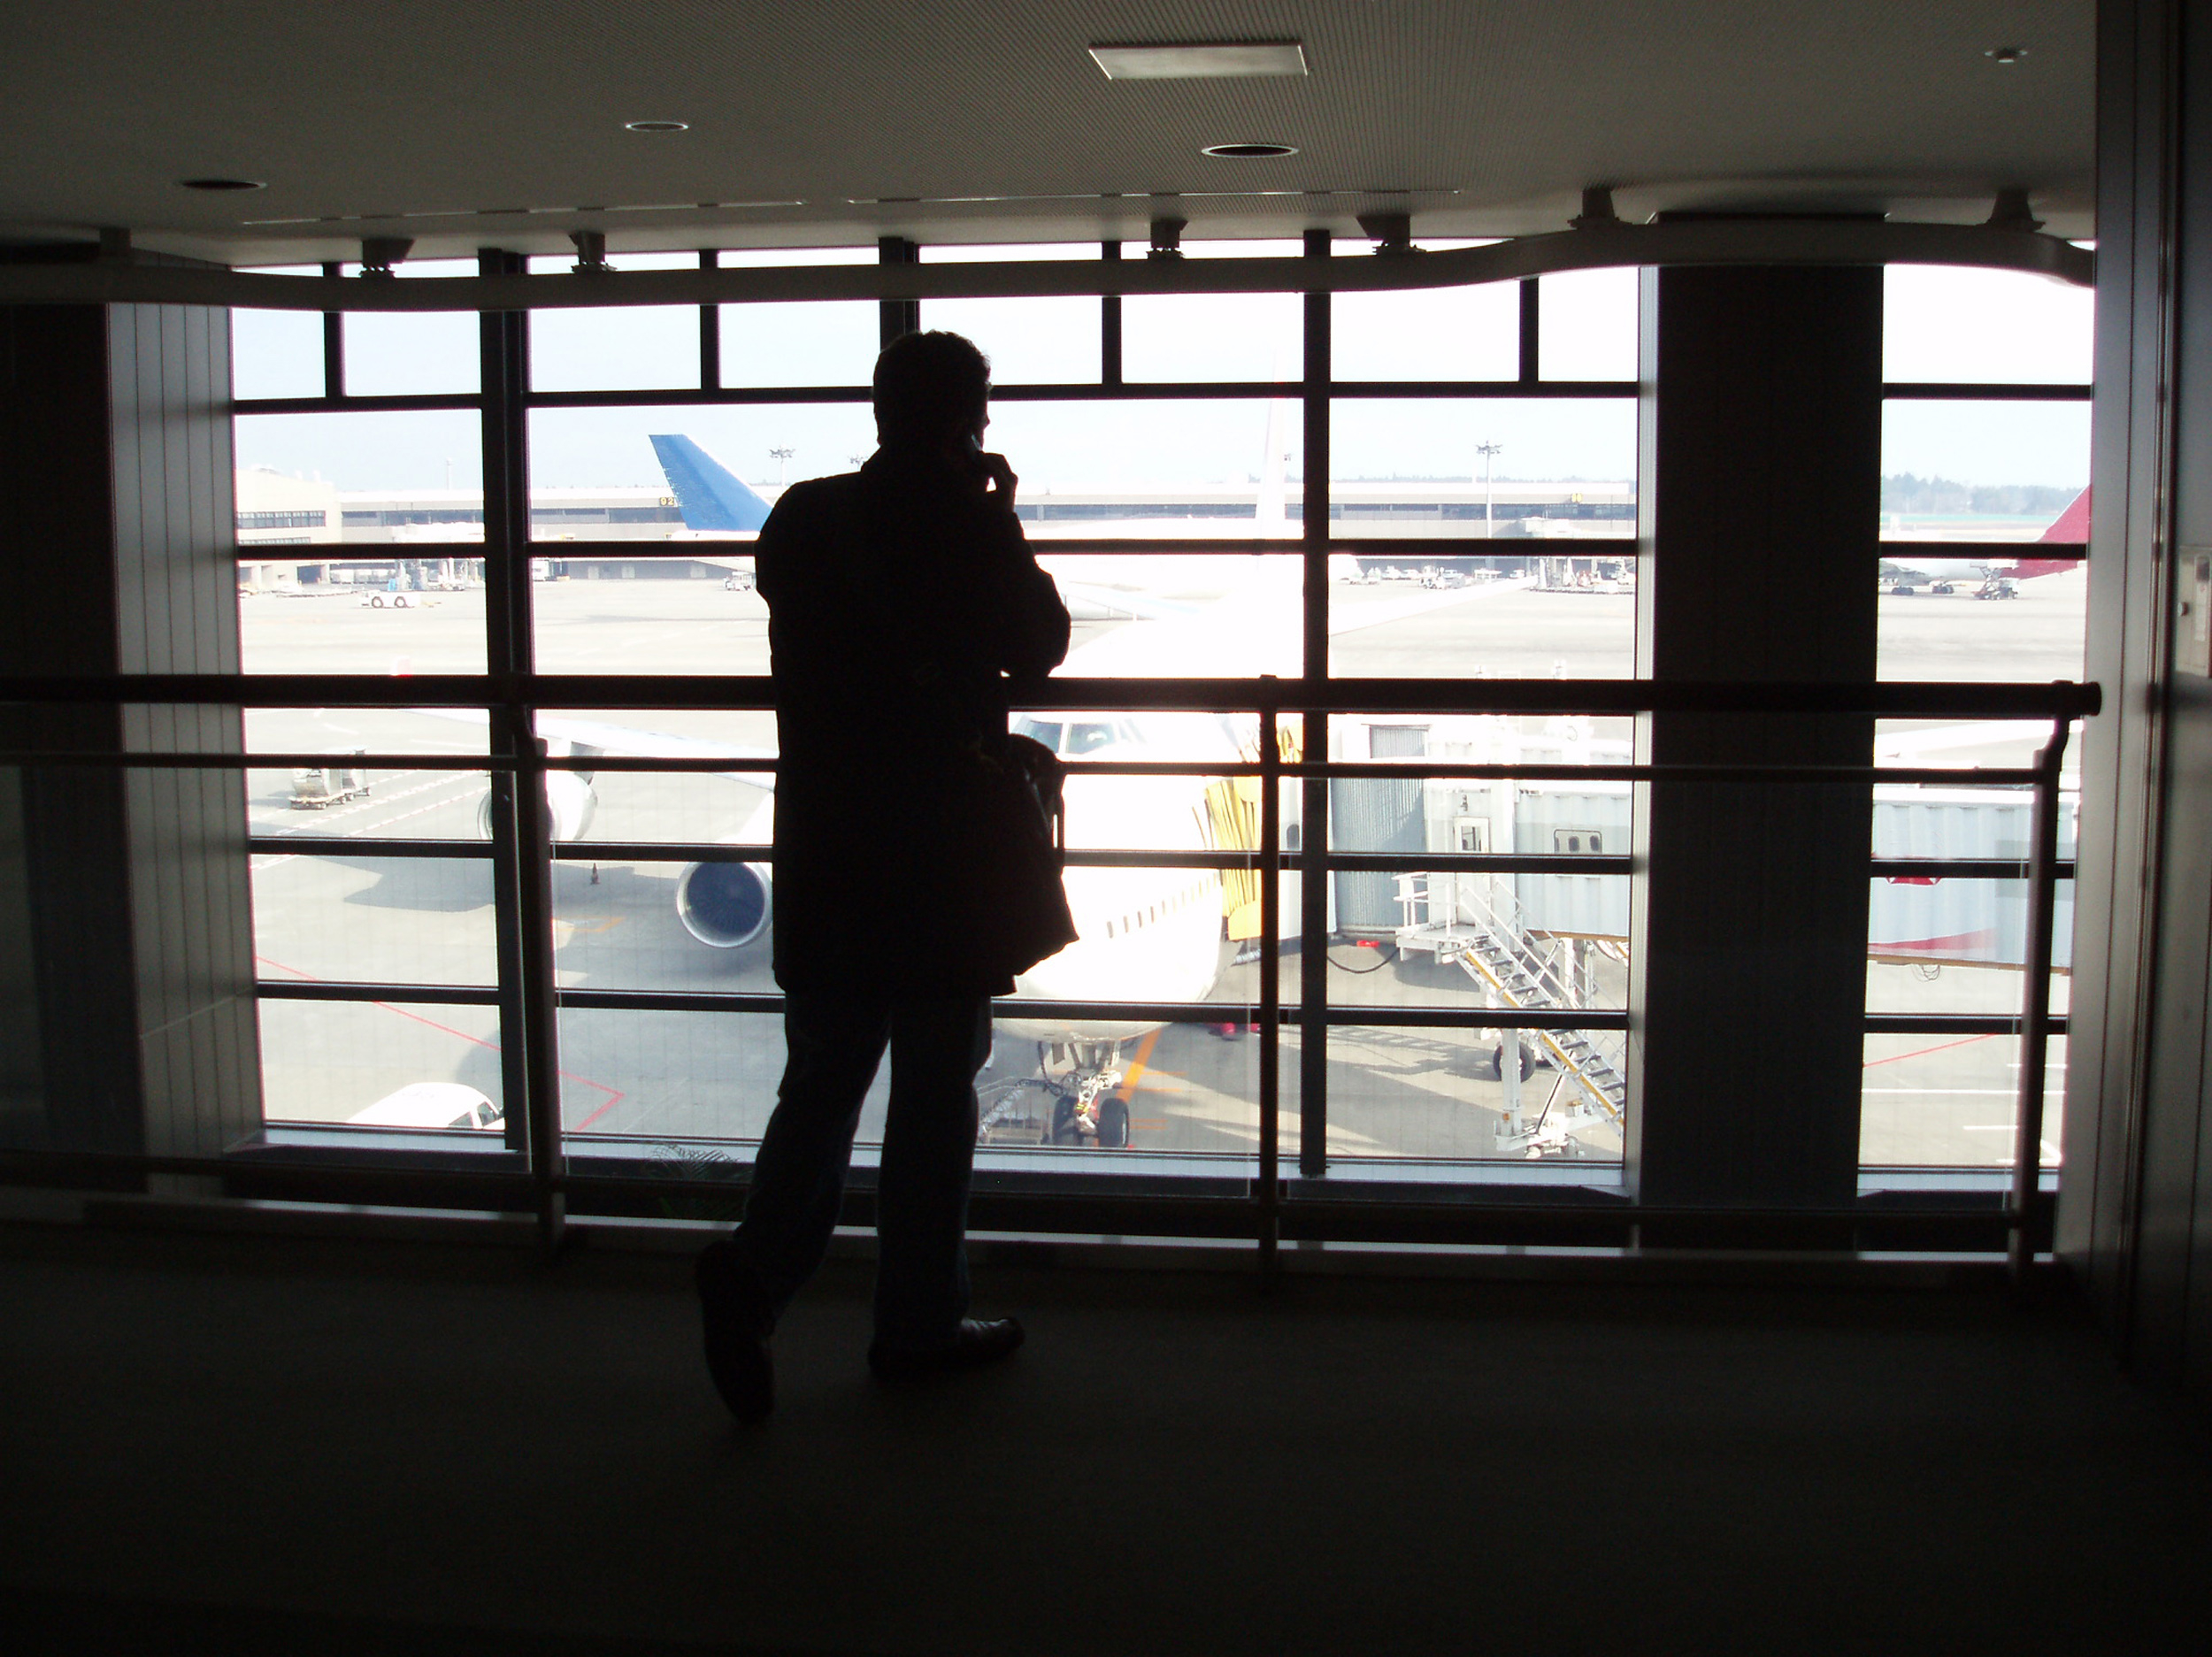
{"left": 769, "top": 446, "right": 795, "bottom": 488}
{"left": 1475, "top": 441, "right": 1502, "bottom": 539}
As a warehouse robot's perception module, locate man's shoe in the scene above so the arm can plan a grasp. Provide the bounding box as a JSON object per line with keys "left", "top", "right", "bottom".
{"left": 868, "top": 1316, "right": 1025, "bottom": 1383}
{"left": 695, "top": 1241, "right": 773, "bottom": 1422}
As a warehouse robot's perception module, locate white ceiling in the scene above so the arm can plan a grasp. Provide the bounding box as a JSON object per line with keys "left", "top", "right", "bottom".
{"left": 0, "top": 1, "right": 2095, "bottom": 265}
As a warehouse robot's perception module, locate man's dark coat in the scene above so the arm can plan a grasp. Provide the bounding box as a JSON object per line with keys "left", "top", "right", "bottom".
{"left": 755, "top": 446, "right": 1071, "bottom": 995}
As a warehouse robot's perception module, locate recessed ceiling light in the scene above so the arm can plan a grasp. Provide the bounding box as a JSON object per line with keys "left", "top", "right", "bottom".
{"left": 624, "top": 120, "right": 689, "bottom": 133}
{"left": 1091, "top": 42, "right": 1307, "bottom": 81}
{"left": 178, "top": 177, "right": 265, "bottom": 191}
{"left": 1202, "top": 142, "right": 1298, "bottom": 159}
{"left": 1985, "top": 45, "right": 2027, "bottom": 65}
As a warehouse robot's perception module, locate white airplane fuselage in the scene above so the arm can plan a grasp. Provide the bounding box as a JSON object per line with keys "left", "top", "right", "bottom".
{"left": 999, "top": 719, "right": 1238, "bottom": 1044}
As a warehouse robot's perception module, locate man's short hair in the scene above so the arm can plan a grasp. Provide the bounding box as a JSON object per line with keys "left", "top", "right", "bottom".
{"left": 873, "top": 330, "right": 991, "bottom": 447}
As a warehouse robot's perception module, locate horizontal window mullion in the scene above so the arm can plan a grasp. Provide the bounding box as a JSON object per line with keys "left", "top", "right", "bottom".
{"left": 1879, "top": 381, "right": 2092, "bottom": 401}
{"left": 1871, "top": 860, "right": 2077, "bottom": 879}
{"left": 255, "top": 979, "right": 500, "bottom": 1005}
{"left": 233, "top": 394, "right": 482, "bottom": 416}
{"left": 1862, "top": 1014, "right": 2069, "bottom": 1036}
{"left": 253, "top": 836, "right": 488, "bottom": 858}
{"left": 1880, "top": 538, "right": 2085, "bottom": 559}
{"left": 1328, "top": 380, "right": 1635, "bottom": 398}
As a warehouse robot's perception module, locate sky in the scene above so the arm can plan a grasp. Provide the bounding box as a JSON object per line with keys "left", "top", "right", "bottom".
{"left": 232, "top": 251, "right": 2093, "bottom": 499}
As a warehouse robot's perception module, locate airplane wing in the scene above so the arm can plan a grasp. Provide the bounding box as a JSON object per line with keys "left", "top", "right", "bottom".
{"left": 409, "top": 707, "right": 777, "bottom": 771}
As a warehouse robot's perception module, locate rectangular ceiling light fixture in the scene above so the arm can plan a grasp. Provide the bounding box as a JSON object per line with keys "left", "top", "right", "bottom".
{"left": 1088, "top": 41, "right": 1308, "bottom": 80}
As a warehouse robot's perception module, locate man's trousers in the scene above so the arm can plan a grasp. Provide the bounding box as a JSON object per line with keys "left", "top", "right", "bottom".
{"left": 732, "top": 986, "right": 994, "bottom": 1347}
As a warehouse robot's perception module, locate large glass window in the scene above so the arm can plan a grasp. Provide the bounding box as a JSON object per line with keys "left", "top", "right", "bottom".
{"left": 530, "top": 250, "right": 703, "bottom": 393}
{"left": 218, "top": 239, "right": 2085, "bottom": 1220}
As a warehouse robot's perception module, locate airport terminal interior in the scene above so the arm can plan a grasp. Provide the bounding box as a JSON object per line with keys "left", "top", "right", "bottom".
{"left": 4, "top": 3, "right": 2212, "bottom": 1651}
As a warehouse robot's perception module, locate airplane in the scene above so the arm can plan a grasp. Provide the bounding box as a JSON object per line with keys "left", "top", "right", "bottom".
{"left": 647, "top": 434, "right": 776, "bottom": 533}
{"left": 476, "top": 433, "right": 1540, "bottom": 1148}
{"left": 1878, "top": 486, "right": 2089, "bottom": 595}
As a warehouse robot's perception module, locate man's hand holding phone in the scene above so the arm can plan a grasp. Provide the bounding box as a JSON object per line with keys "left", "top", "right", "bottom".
{"left": 975, "top": 449, "right": 1018, "bottom": 515}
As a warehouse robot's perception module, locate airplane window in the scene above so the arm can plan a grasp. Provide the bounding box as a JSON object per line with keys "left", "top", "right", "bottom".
{"left": 1013, "top": 717, "right": 1063, "bottom": 752}
{"left": 1064, "top": 723, "right": 1118, "bottom": 755}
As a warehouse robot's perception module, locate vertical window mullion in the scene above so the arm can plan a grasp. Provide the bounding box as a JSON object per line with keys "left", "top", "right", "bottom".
{"left": 699, "top": 248, "right": 721, "bottom": 392}
{"left": 1301, "top": 228, "right": 1332, "bottom": 1181}
{"left": 320, "top": 260, "right": 344, "bottom": 398}
{"left": 1518, "top": 278, "right": 1540, "bottom": 386}
{"left": 1101, "top": 241, "right": 1123, "bottom": 387}
{"left": 879, "top": 235, "right": 919, "bottom": 346}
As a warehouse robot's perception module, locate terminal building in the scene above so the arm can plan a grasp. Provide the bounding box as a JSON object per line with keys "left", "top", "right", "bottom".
{"left": 4, "top": 4, "right": 2211, "bottom": 1649}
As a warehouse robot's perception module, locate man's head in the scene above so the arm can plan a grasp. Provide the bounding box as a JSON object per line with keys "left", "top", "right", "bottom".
{"left": 872, "top": 329, "right": 991, "bottom": 451}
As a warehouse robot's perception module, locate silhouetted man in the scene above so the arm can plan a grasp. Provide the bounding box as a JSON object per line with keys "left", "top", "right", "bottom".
{"left": 696, "top": 330, "right": 1071, "bottom": 1421}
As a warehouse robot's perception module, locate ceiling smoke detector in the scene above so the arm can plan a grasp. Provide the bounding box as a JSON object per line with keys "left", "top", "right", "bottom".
{"left": 1090, "top": 42, "right": 1307, "bottom": 81}
{"left": 1202, "top": 142, "right": 1298, "bottom": 159}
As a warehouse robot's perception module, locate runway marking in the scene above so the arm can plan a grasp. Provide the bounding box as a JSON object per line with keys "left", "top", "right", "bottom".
{"left": 1863, "top": 1032, "right": 1997, "bottom": 1068}
{"left": 255, "top": 954, "right": 626, "bottom": 1124}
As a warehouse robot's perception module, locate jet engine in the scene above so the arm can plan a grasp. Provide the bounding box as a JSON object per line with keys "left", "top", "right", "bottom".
{"left": 473, "top": 770, "right": 600, "bottom": 843}
{"left": 676, "top": 858, "right": 772, "bottom": 948}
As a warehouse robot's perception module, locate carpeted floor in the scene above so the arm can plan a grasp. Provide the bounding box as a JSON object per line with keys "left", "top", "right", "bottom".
{"left": 2, "top": 1218, "right": 2207, "bottom": 1656}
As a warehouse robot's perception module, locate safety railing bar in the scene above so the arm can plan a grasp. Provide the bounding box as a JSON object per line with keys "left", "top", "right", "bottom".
{"left": 0, "top": 672, "right": 2103, "bottom": 720}
{"left": 1303, "top": 761, "right": 2050, "bottom": 784}
{"left": 246, "top": 836, "right": 2076, "bottom": 882}
{"left": 228, "top": 536, "right": 2085, "bottom": 564}
{"left": 0, "top": 749, "right": 2071, "bottom": 789}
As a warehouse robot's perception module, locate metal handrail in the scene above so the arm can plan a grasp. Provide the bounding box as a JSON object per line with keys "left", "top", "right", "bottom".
{"left": 0, "top": 673, "right": 2088, "bottom": 1267}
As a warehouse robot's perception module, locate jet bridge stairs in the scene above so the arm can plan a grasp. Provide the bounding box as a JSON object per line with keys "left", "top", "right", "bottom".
{"left": 1394, "top": 873, "right": 1627, "bottom": 1157}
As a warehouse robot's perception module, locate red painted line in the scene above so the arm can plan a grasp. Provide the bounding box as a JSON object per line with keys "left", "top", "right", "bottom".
{"left": 1863, "top": 1032, "right": 1997, "bottom": 1070}
{"left": 255, "top": 955, "right": 626, "bottom": 1123}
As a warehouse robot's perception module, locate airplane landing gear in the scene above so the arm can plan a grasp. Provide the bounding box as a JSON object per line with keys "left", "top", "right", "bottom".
{"left": 975, "top": 1039, "right": 1128, "bottom": 1148}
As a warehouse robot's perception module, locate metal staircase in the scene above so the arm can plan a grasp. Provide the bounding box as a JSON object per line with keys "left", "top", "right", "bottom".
{"left": 1394, "top": 871, "right": 1627, "bottom": 1155}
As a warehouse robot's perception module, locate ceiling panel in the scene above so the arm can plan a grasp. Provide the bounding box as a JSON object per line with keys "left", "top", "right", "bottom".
{"left": 0, "top": 1, "right": 2094, "bottom": 262}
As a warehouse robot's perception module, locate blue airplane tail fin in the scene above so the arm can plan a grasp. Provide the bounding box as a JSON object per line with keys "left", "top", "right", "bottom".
{"left": 649, "top": 435, "right": 775, "bottom": 532}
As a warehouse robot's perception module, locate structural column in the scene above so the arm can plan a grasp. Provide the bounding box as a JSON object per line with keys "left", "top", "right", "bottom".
{"left": 1625, "top": 260, "right": 1882, "bottom": 1214}
{"left": 0, "top": 289, "right": 258, "bottom": 1162}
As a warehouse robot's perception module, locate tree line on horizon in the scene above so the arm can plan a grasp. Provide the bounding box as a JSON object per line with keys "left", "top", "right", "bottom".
{"left": 1880, "top": 474, "right": 2080, "bottom": 516}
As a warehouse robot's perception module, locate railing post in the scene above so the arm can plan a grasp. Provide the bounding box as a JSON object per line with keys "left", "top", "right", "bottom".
{"left": 1258, "top": 686, "right": 1281, "bottom": 1277}
{"left": 2009, "top": 714, "right": 2072, "bottom": 1283}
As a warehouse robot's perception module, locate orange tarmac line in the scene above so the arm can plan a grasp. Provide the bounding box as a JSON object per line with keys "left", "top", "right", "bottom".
{"left": 1116, "top": 1028, "right": 1163, "bottom": 1101}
